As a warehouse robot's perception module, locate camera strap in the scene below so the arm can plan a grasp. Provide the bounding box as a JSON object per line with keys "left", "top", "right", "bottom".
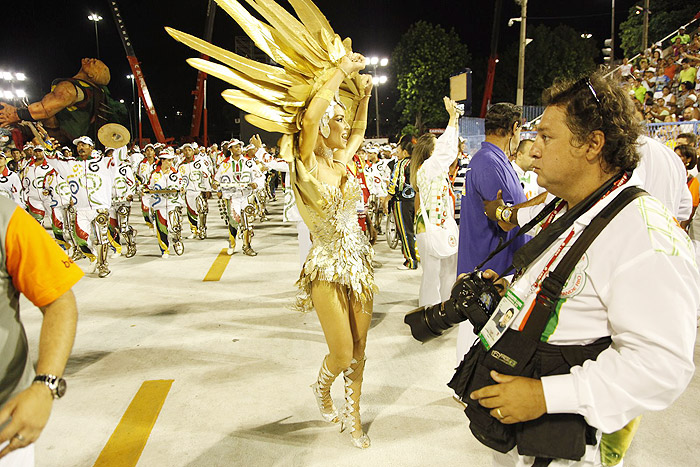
{"left": 476, "top": 172, "right": 631, "bottom": 277}
{"left": 475, "top": 197, "right": 561, "bottom": 271}
{"left": 520, "top": 186, "right": 647, "bottom": 341}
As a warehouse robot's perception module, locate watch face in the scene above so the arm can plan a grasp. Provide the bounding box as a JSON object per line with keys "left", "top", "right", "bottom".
{"left": 56, "top": 378, "right": 67, "bottom": 398}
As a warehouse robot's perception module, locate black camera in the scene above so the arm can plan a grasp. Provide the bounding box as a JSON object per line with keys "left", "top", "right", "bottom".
{"left": 404, "top": 271, "right": 502, "bottom": 342}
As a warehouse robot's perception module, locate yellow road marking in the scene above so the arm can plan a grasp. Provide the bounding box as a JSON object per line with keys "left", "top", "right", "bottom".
{"left": 203, "top": 248, "right": 232, "bottom": 281}
{"left": 93, "top": 380, "right": 174, "bottom": 467}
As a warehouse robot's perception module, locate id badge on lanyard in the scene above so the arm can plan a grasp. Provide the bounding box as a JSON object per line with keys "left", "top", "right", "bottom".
{"left": 478, "top": 288, "right": 525, "bottom": 350}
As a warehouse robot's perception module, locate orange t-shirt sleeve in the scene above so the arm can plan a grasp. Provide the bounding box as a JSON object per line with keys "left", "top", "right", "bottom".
{"left": 5, "top": 207, "right": 84, "bottom": 307}
{"left": 689, "top": 178, "right": 700, "bottom": 208}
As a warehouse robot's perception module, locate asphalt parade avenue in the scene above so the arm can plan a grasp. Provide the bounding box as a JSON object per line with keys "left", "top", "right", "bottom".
{"left": 19, "top": 198, "right": 700, "bottom": 466}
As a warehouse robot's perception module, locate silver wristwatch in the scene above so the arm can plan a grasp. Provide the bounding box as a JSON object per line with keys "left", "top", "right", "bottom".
{"left": 33, "top": 374, "right": 67, "bottom": 399}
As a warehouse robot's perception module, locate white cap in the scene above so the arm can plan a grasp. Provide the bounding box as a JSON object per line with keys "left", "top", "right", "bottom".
{"left": 647, "top": 67, "right": 656, "bottom": 73}
{"left": 34, "top": 146, "right": 45, "bottom": 152}
{"left": 181, "top": 143, "right": 193, "bottom": 150}
{"left": 244, "top": 144, "right": 255, "bottom": 152}
{"left": 73, "top": 136, "right": 95, "bottom": 146}
{"left": 159, "top": 150, "right": 176, "bottom": 159}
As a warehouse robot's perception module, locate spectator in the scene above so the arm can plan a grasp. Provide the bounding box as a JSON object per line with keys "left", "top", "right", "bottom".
{"left": 0, "top": 196, "right": 81, "bottom": 464}
{"left": 619, "top": 57, "right": 632, "bottom": 78}
{"left": 672, "top": 37, "right": 684, "bottom": 60}
{"left": 632, "top": 77, "right": 647, "bottom": 103}
{"left": 653, "top": 67, "right": 670, "bottom": 99}
{"left": 679, "top": 59, "right": 697, "bottom": 86}
{"left": 455, "top": 102, "right": 532, "bottom": 362}
{"left": 634, "top": 136, "right": 693, "bottom": 223}
{"left": 642, "top": 68, "right": 656, "bottom": 91}
{"left": 677, "top": 132, "right": 698, "bottom": 148}
{"left": 681, "top": 102, "right": 700, "bottom": 121}
{"left": 663, "top": 57, "right": 677, "bottom": 81}
{"left": 662, "top": 85, "right": 676, "bottom": 107}
{"left": 677, "top": 81, "right": 695, "bottom": 109}
{"left": 387, "top": 134, "right": 418, "bottom": 270}
{"left": 511, "top": 139, "right": 545, "bottom": 200}
{"left": 411, "top": 97, "right": 460, "bottom": 307}
{"left": 450, "top": 143, "right": 469, "bottom": 225}
{"left": 674, "top": 26, "right": 691, "bottom": 45}
{"left": 675, "top": 144, "right": 699, "bottom": 230}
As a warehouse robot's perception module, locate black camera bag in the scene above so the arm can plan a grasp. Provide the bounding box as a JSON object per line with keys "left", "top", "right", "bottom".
{"left": 448, "top": 186, "right": 646, "bottom": 461}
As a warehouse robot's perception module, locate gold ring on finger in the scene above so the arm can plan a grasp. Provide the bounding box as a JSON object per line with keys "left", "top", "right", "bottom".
{"left": 495, "top": 408, "right": 504, "bottom": 419}
{"left": 14, "top": 433, "right": 25, "bottom": 442}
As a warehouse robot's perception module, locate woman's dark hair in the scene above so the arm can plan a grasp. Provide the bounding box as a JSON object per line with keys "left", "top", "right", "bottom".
{"left": 398, "top": 134, "right": 414, "bottom": 156}
{"left": 409, "top": 134, "right": 436, "bottom": 191}
{"left": 541, "top": 71, "right": 641, "bottom": 173}
{"left": 675, "top": 144, "right": 697, "bottom": 170}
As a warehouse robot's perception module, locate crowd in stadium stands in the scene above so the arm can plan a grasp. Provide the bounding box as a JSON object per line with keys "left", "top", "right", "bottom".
{"left": 618, "top": 26, "right": 700, "bottom": 123}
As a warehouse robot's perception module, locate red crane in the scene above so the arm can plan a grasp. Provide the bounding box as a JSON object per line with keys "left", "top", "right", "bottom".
{"left": 108, "top": 0, "right": 171, "bottom": 145}
{"left": 188, "top": 0, "right": 217, "bottom": 147}
{"left": 480, "top": 0, "right": 503, "bottom": 118}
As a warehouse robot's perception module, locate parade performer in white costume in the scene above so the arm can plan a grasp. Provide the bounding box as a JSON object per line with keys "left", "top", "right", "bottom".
{"left": 0, "top": 151, "right": 24, "bottom": 207}
{"left": 48, "top": 136, "right": 114, "bottom": 277}
{"left": 146, "top": 151, "right": 184, "bottom": 258}
{"left": 22, "top": 146, "right": 53, "bottom": 225}
{"left": 213, "top": 141, "right": 264, "bottom": 256}
{"left": 179, "top": 143, "right": 212, "bottom": 239}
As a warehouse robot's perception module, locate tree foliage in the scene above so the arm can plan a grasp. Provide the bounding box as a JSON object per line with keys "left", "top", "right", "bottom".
{"left": 619, "top": 0, "right": 698, "bottom": 58}
{"left": 493, "top": 24, "right": 598, "bottom": 105}
{"left": 392, "top": 21, "right": 470, "bottom": 133}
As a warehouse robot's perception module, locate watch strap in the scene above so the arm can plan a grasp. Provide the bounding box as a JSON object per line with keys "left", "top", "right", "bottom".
{"left": 33, "top": 374, "right": 64, "bottom": 399}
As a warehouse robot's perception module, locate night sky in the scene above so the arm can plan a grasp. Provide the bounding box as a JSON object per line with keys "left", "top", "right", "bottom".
{"left": 2, "top": 0, "right": 638, "bottom": 141}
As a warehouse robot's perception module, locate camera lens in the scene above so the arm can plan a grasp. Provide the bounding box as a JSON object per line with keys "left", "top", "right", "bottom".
{"left": 404, "top": 271, "right": 503, "bottom": 343}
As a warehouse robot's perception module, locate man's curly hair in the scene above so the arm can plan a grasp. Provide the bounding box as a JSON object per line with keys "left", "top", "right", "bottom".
{"left": 542, "top": 71, "right": 641, "bottom": 172}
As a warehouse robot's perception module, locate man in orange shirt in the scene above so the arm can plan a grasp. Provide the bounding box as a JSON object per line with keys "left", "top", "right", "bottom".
{"left": 0, "top": 196, "right": 82, "bottom": 465}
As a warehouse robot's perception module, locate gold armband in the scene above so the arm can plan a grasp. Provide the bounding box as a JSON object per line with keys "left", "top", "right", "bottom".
{"left": 351, "top": 121, "right": 367, "bottom": 131}
{"left": 315, "top": 88, "right": 334, "bottom": 103}
{"left": 338, "top": 67, "right": 351, "bottom": 78}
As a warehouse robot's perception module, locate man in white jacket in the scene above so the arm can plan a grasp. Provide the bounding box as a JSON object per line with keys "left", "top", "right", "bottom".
{"left": 471, "top": 73, "right": 698, "bottom": 466}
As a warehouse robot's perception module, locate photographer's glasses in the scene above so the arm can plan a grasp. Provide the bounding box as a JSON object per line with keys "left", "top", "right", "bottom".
{"left": 574, "top": 78, "right": 603, "bottom": 112}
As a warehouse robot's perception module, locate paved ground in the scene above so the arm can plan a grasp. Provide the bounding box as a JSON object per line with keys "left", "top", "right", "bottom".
{"left": 19, "top": 198, "right": 700, "bottom": 466}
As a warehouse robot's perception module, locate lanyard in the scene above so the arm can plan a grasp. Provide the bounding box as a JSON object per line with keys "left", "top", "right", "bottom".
{"left": 541, "top": 201, "right": 567, "bottom": 229}
{"left": 527, "top": 228, "right": 576, "bottom": 297}
{"left": 517, "top": 173, "right": 631, "bottom": 328}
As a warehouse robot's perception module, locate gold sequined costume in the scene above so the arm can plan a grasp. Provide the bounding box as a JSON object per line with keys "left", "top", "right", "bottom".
{"left": 168, "top": 0, "right": 376, "bottom": 448}
{"left": 294, "top": 161, "right": 375, "bottom": 313}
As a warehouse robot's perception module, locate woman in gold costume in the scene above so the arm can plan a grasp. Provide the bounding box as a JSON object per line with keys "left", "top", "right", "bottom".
{"left": 167, "top": 0, "right": 376, "bottom": 448}
{"left": 296, "top": 56, "right": 375, "bottom": 448}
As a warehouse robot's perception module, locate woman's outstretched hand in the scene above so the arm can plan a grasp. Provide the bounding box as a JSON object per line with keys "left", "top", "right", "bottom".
{"left": 340, "top": 53, "right": 366, "bottom": 76}
{"left": 360, "top": 74, "right": 373, "bottom": 97}
{"left": 444, "top": 96, "right": 458, "bottom": 118}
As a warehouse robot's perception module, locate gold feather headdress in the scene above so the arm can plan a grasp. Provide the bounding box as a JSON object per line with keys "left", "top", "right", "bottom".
{"left": 166, "top": 0, "right": 363, "bottom": 136}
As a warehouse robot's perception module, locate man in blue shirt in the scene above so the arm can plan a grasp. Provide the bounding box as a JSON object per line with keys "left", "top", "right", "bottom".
{"left": 455, "top": 103, "right": 528, "bottom": 361}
